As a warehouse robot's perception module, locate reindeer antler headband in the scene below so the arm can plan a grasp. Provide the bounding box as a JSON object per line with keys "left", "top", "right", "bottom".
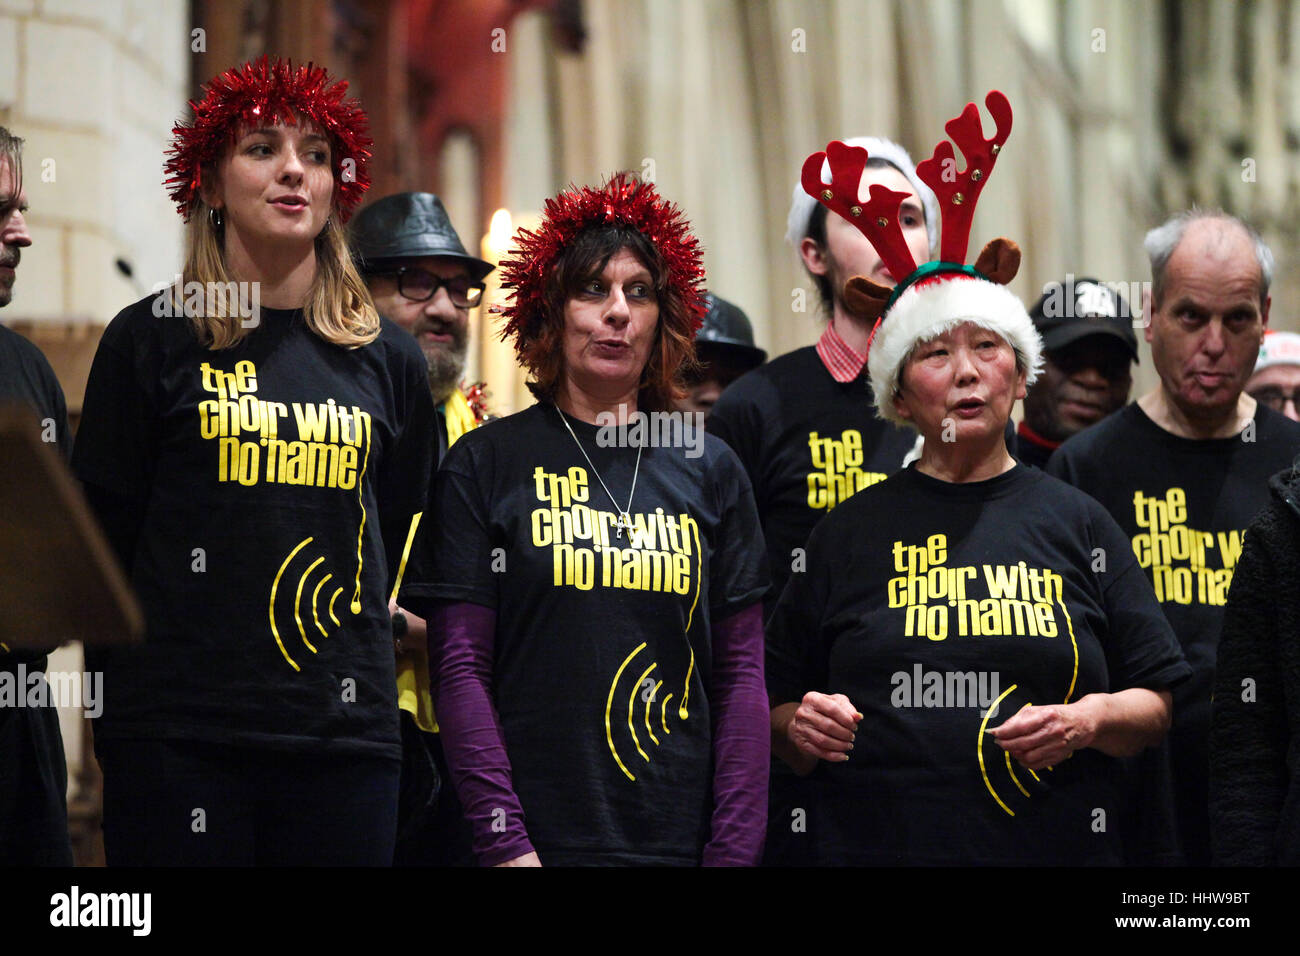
{"left": 164, "top": 56, "right": 373, "bottom": 222}
{"left": 801, "top": 90, "right": 1042, "bottom": 426}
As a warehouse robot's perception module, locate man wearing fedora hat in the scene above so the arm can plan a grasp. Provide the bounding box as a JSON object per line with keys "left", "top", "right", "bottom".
{"left": 350, "top": 192, "right": 494, "bottom": 866}
{"left": 351, "top": 192, "right": 495, "bottom": 459}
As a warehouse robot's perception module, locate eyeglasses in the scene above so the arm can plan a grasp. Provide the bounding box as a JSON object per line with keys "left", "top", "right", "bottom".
{"left": 382, "top": 267, "right": 484, "bottom": 309}
{"left": 1249, "top": 386, "right": 1300, "bottom": 411}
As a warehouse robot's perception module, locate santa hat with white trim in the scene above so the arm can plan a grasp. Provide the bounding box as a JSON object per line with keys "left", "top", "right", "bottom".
{"left": 800, "top": 91, "right": 1043, "bottom": 428}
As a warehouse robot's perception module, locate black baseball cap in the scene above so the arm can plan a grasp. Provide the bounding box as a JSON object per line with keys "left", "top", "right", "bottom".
{"left": 1028, "top": 276, "right": 1139, "bottom": 362}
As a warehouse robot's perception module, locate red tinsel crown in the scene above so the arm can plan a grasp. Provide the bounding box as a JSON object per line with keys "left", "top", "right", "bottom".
{"left": 497, "top": 172, "right": 707, "bottom": 351}
{"left": 163, "top": 55, "right": 373, "bottom": 222}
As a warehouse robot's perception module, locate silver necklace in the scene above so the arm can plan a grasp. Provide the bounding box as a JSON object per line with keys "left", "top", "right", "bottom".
{"left": 555, "top": 405, "right": 642, "bottom": 538}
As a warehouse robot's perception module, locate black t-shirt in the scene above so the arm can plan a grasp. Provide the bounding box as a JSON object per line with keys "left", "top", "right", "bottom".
{"left": 402, "top": 402, "right": 767, "bottom": 865}
{"left": 1046, "top": 401, "right": 1300, "bottom": 863}
{"left": 0, "top": 324, "right": 68, "bottom": 453}
{"left": 766, "top": 464, "right": 1190, "bottom": 865}
{"left": 707, "top": 346, "right": 917, "bottom": 614}
{"left": 0, "top": 325, "right": 74, "bottom": 864}
{"left": 0, "top": 325, "right": 70, "bottom": 668}
{"left": 70, "top": 295, "right": 436, "bottom": 759}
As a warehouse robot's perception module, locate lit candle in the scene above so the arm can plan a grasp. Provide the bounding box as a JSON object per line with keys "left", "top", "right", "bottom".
{"left": 478, "top": 208, "right": 517, "bottom": 414}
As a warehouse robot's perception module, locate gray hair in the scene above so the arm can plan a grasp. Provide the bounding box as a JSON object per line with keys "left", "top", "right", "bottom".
{"left": 1144, "top": 208, "right": 1273, "bottom": 308}
{"left": 0, "top": 126, "right": 22, "bottom": 194}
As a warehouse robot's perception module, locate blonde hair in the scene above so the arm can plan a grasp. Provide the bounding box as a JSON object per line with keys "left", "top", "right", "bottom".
{"left": 180, "top": 194, "right": 379, "bottom": 350}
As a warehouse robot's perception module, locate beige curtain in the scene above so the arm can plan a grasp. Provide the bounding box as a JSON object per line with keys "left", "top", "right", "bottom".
{"left": 481, "top": 0, "right": 1300, "bottom": 414}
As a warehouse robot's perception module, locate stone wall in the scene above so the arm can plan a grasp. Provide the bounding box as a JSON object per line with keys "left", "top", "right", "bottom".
{"left": 0, "top": 0, "right": 189, "bottom": 327}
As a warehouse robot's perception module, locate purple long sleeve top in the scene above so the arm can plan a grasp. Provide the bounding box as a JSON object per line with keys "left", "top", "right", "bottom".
{"left": 429, "top": 600, "right": 769, "bottom": 866}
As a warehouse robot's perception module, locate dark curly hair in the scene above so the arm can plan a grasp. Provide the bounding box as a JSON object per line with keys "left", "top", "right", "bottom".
{"left": 518, "top": 223, "right": 698, "bottom": 412}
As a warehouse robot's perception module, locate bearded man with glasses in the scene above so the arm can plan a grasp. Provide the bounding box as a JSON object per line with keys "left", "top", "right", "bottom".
{"left": 350, "top": 191, "right": 495, "bottom": 866}
{"left": 352, "top": 192, "right": 493, "bottom": 452}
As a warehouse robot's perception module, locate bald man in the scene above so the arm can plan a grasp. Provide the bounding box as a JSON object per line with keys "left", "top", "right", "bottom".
{"left": 1048, "top": 211, "right": 1300, "bottom": 864}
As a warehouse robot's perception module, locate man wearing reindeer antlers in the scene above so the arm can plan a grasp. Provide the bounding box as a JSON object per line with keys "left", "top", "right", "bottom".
{"left": 1048, "top": 211, "right": 1300, "bottom": 865}
{"left": 709, "top": 142, "right": 932, "bottom": 618}
{"left": 707, "top": 137, "right": 930, "bottom": 865}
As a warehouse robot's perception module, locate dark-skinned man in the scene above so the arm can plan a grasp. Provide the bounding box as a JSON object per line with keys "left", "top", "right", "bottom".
{"left": 1015, "top": 277, "right": 1138, "bottom": 468}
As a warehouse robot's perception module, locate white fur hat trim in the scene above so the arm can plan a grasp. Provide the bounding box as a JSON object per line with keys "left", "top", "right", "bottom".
{"left": 867, "top": 276, "right": 1044, "bottom": 427}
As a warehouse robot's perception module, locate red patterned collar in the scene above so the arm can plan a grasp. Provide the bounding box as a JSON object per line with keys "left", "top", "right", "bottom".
{"left": 816, "top": 322, "right": 870, "bottom": 383}
{"left": 1016, "top": 420, "right": 1060, "bottom": 451}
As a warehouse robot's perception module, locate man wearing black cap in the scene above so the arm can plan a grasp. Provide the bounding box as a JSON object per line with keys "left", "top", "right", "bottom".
{"left": 350, "top": 192, "right": 494, "bottom": 866}
{"left": 1014, "top": 276, "right": 1139, "bottom": 468}
{"left": 675, "top": 294, "right": 766, "bottom": 419}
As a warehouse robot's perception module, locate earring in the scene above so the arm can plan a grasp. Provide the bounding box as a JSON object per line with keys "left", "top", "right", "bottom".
{"left": 209, "top": 207, "right": 224, "bottom": 229}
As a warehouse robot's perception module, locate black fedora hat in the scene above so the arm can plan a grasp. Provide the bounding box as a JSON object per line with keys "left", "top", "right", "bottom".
{"left": 350, "top": 192, "right": 494, "bottom": 281}
{"left": 697, "top": 294, "right": 766, "bottom": 370}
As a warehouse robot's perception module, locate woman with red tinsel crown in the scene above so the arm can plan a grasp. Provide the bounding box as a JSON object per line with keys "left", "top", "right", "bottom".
{"left": 71, "top": 57, "right": 437, "bottom": 865}
{"left": 398, "top": 172, "right": 770, "bottom": 865}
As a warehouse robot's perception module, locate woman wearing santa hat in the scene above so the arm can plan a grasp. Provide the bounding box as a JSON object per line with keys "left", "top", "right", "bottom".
{"left": 766, "top": 94, "right": 1190, "bottom": 865}
{"left": 72, "top": 57, "right": 435, "bottom": 865}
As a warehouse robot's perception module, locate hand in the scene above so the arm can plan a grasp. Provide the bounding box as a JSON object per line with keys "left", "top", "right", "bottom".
{"left": 493, "top": 851, "right": 541, "bottom": 867}
{"left": 989, "top": 702, "right": 1097, "bottom": 770}
{"left": 388, "top": 599, "right": 428, "bottom": 654}
{"left": 787, "top": 692, "right": 860, "bottom": 762}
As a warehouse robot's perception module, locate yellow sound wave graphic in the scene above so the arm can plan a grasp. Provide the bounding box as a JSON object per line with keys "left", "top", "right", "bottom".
{"left": 1059, "top": 596, "right": 1080, "bottom": 703}
{"left": 978, "top": 683, "right": 1020, "bottom": 816}
{"left": 295, "top": 557, "right": 325, "bottom": 654}
{"left": 265, "top": 496, "right": 422, "bottom": 672}
{"left": 977, "top": 596, "right": 1081, "bottom": 815}
{"left": 350, "top": 412, "right": 373, "bottom": 615}
{"left": 645, "top": 679, "right": 663, "bottom": 745}
{"left": 604, "top": 643, "right": 695, "bottom": 782}
{"left": 268, "top": 536, "right": 354, "bottom": 671}
{"left": 600, "top": 515, "right": 703, "bottom": 780}
{"left": 311, "top": 573, "right": 331, "bottom": 638}
{"left": 677, "top": 519, "right": 703, "bottom": 720}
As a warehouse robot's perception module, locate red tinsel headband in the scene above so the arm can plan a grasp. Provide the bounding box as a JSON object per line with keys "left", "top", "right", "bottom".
{"left": 163, "top": 56, "right": 373, "bottom": 222}
{"left": 497, "top": 172, "right": 707, "bottom": 351}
